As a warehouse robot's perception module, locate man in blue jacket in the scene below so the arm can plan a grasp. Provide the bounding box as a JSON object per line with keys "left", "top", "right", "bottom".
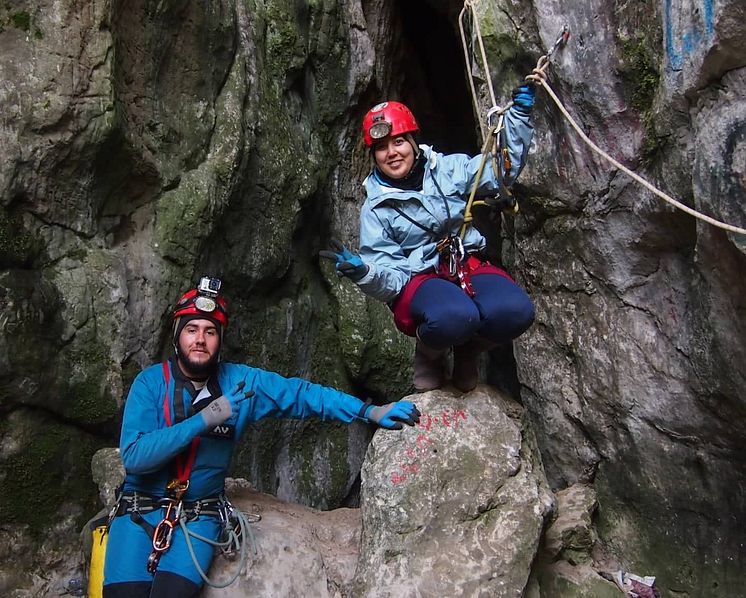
{"left": 102, "top": 277, "right": 420, "bottom": 597}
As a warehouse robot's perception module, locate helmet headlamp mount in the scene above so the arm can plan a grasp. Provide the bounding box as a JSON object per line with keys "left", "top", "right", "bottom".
{"left": 193, "top": 276, "right": 221, "bottom": 313}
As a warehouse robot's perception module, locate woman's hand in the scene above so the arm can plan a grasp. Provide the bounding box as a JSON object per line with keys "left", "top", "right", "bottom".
{"left": 319, "top": 238, "right": 369, "bottom": 282}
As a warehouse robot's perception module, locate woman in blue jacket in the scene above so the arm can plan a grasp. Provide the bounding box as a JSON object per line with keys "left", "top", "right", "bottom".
{"left": 321, "top": 98, "right": 536, "bottom": 392}
{"left": 103, "top": 278, "right": 419, "bottom": 597}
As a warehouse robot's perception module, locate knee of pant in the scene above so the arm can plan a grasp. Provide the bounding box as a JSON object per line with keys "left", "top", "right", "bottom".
{"left": 483, "top": 297, "right": 535, "bottom": 341}
{"left": 513, "top": 298, "right": 535, "bottom": 332}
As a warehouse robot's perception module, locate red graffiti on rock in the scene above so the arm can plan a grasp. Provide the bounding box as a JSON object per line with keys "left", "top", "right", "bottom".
{"left": 390, "top": 409, "right": 469, "bottom": 485}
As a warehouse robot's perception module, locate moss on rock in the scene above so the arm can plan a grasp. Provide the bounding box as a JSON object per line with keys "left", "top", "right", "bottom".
{"left": 0, "top": 208, "right": 42, "bottom": 267}
{"left": 0, "top": 412, "right": 101, "bottom": 535}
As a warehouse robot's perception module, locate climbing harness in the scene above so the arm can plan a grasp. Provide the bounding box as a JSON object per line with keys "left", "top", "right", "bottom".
{"left": 458, "top": 0, "right": 746, "bottom": 237}
{"left": 146, "top": 361, "right": 202, "bottom": 572}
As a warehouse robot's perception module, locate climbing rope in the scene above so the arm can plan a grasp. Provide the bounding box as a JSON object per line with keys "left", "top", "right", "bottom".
{"left": 180, "top": 506, "right": 258, "bottom": 588}
{"left": 529, "top": 71, "right": 746, "bottom": 236}
{"left": 458, "top": 0, "right": 497, "bottom": 143}
{"left": 458, "top": 2, "right": 746, "bottom": 237}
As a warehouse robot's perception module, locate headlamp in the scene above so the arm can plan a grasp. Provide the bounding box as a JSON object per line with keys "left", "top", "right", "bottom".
{"left": 369, "top": 120, "right": 391, "bottom": 141}
{"left": 194, "top": 296, "right": 217, "bottom": 312}
{"left": 194, "top": 276, "right": 221, "bottom": 312}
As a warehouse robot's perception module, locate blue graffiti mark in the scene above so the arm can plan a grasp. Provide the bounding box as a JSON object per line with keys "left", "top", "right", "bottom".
{"left": 664, "top": 0, "right": 715, "bottom": 71}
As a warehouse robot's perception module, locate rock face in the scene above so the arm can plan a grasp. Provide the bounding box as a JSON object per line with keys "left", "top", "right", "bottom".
{"left": 353, "top": 388, "right": 553, "bottom": 597}
{"left": 204, "top": 481, "right": 361, "bottom": 598}
{"left": 1, "top": 0, "right": 745, "bottom": 596}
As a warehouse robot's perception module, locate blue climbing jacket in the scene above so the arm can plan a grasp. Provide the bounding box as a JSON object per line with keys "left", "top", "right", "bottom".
{"left": 105, "top": 359, "right": 369, "bottom": 588}
{"left": 120, "top": 359, "right": 368, "bottom": 501}
{"left": 355, "top": 107, "right": 533, "bottom": 303}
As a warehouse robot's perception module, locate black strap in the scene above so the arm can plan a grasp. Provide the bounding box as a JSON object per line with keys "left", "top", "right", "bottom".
{"left": 358, "top": 398, "right": 373, "bottom": 420}
{"left": 390, "top": 204, "right": 439, "bottom": 238}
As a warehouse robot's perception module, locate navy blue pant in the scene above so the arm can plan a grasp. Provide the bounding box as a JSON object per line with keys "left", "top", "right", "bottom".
{"left": 410, "top": 273, "right": 535, "bottom": 350}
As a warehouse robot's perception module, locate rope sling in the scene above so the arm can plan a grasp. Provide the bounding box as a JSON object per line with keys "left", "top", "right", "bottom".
{"left": 457, "top": 0, "right": 746, "bottom": 238}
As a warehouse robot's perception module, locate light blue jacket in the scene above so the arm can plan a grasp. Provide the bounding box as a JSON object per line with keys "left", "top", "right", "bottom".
{"left": 356, "top": 108, "right": 533, "bottom": 303}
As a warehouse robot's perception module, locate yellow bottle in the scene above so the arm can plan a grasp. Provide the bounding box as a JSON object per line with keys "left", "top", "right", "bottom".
{"left": 87, "top": 524, "right": 108, "bottom": 598}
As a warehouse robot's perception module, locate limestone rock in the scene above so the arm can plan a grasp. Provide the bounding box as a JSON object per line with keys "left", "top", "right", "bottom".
{"left": 205, "top": 481, "right": 361, "bottom": 598}
{"left": 353, "top": 387, "right": 553, "bottom": 598}
{"left": 543, "top": 483, "right": 598, "bottom": 565}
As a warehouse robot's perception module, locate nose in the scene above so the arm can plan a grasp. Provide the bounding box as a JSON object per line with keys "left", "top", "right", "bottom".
{"left": 384, "top": 139, "right": 399, "bottom": 158}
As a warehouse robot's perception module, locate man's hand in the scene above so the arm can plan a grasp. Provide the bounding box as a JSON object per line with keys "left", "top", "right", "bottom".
{"left": 319, "top": 238, "right": 369, "bottom": 282}
{"left": 201, "top": 381, "right": 255, "bottom": 428}
{"left": 365, "top": 400, "right": 421, "bottom": 430}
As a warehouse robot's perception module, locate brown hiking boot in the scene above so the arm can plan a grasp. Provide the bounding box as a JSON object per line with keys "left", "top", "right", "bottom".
{"left": 452, "top": 336, "right": 495, "bottom": 392}
{"left": 413, "top": 339, "right": 446, "bottom": 391}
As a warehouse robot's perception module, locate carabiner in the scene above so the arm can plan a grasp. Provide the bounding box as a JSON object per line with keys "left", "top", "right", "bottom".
{"left": 152, "top": 518, "right": 176, "bottom": 552}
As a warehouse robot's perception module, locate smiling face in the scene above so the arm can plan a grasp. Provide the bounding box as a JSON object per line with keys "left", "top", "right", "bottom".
{"left": 373, "top": 136, "right": 416, "bottom": 179}
{"left": 176, "top": 318, "right": 220, "bottom": 378}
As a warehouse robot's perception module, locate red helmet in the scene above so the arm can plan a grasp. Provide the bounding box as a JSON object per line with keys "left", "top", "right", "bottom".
{"left": 172, "top": 287, "right": 228, "bottom": 329}
{"left": 362, "top": 101, "right": 419, "bottom": 147}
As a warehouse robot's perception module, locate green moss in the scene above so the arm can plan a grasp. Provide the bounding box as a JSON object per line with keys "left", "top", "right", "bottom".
{"left": 231, "top": 419, "right": 286, "bottom": 492}
{"left": 2, "top": 9, "right": 43, "bottom": 38}
{"left": 62, "top": 342, "right": 119, "bottom": 424}
{"left": 290, "top": 421, "right": 350, "bottom": 509}
{"left": 0, "top": 208, "right": 41, "bottom": 267}
{"left": 10, "top": 10, "right": 30, "bottom": 31}
{"left": 0, "top": 416, "right": 101, "bottom": 535}
{"left": 619, "top": 37, "right": 663, "bottom": 165}
{"left": 620, "top": 38, "right": 659, "bottom": 113}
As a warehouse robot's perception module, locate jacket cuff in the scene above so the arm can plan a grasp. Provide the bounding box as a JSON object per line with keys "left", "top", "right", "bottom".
{"left": 355, "top": 262, "right": 376, "bottom": 286}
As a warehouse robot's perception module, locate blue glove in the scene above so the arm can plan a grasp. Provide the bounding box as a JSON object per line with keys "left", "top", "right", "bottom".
{"left": 201, "top": 380, "right": 255, "bottom": 427}
{"left": 511, "top": 84, "right": 535, "bottom": 114}
{"left": 319, "top": 238, "right": 369, "bottom": 282}
{"left": 365, "top": 400, "right": 421, "bottom": 430}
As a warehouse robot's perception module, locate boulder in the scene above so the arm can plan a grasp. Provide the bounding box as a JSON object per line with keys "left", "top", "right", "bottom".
{"left": 353, "top": 386, "right": 553, "bottom": 597}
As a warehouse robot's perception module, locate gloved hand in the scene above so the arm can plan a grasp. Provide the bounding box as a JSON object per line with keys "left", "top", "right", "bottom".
{"left": 319, "top": 238, "right": 369, "bottom": 282}
{"left": 201, "top": 380, "right": 255, "bottom": 427}
{"left": 365, "top": 400, "right": 421, "bottom": 430}
{"left": 511, "top": 84, "right": 535, "bottom": 114}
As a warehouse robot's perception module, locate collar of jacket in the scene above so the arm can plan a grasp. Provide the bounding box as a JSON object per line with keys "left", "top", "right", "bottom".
{"left": 364, "top": 145, "right": 439, "bottom": 207}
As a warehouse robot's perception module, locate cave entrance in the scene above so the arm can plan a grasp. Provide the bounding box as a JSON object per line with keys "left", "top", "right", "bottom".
{"left": 394, "top": 1, "right": 479, "bottom": 156}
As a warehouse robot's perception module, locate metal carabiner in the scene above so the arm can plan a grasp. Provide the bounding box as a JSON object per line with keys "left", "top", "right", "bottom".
{"left": 486, "top": 106, "right": 505, "bottom": 132}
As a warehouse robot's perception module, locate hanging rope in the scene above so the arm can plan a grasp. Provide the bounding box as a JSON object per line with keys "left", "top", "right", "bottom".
{"left": 458, "top": 3, "right": 746, "bottom": 237}
{"left": 529, "top": 70, "right": 746, "bottom": 236}
{"left": 180, "top": 506, "right": 258, "bottom": 589}
{"left": 458, "top": 0, "right": 496, "bottom": 144}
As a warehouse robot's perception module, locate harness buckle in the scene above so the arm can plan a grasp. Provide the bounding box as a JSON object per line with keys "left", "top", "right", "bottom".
{"left": 166, "top": 478, "right": 189, "bottom": 500}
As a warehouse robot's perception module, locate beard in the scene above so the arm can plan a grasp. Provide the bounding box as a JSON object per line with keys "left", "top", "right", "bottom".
{"left": 177, "top": 345, "right": 220, "bottom": 379}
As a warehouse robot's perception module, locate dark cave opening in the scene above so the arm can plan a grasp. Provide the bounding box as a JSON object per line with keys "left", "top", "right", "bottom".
{"left": 394, "top": 1, "right": 479, "bottom": 156}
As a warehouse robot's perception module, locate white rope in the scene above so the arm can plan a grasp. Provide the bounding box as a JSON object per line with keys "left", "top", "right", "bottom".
{"left": 459, "top": 0, "right": 746, "bottom": 237}
{"left": 530, "top": 72, "right": 746, "bottom": 236}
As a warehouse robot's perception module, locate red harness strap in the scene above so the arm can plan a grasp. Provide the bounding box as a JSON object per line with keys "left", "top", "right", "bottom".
{"left": 161, "top": 361, "right": 200, "bottom": 484}
{"left": 148, "top": 362, "right": 202, "bottom": 573}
